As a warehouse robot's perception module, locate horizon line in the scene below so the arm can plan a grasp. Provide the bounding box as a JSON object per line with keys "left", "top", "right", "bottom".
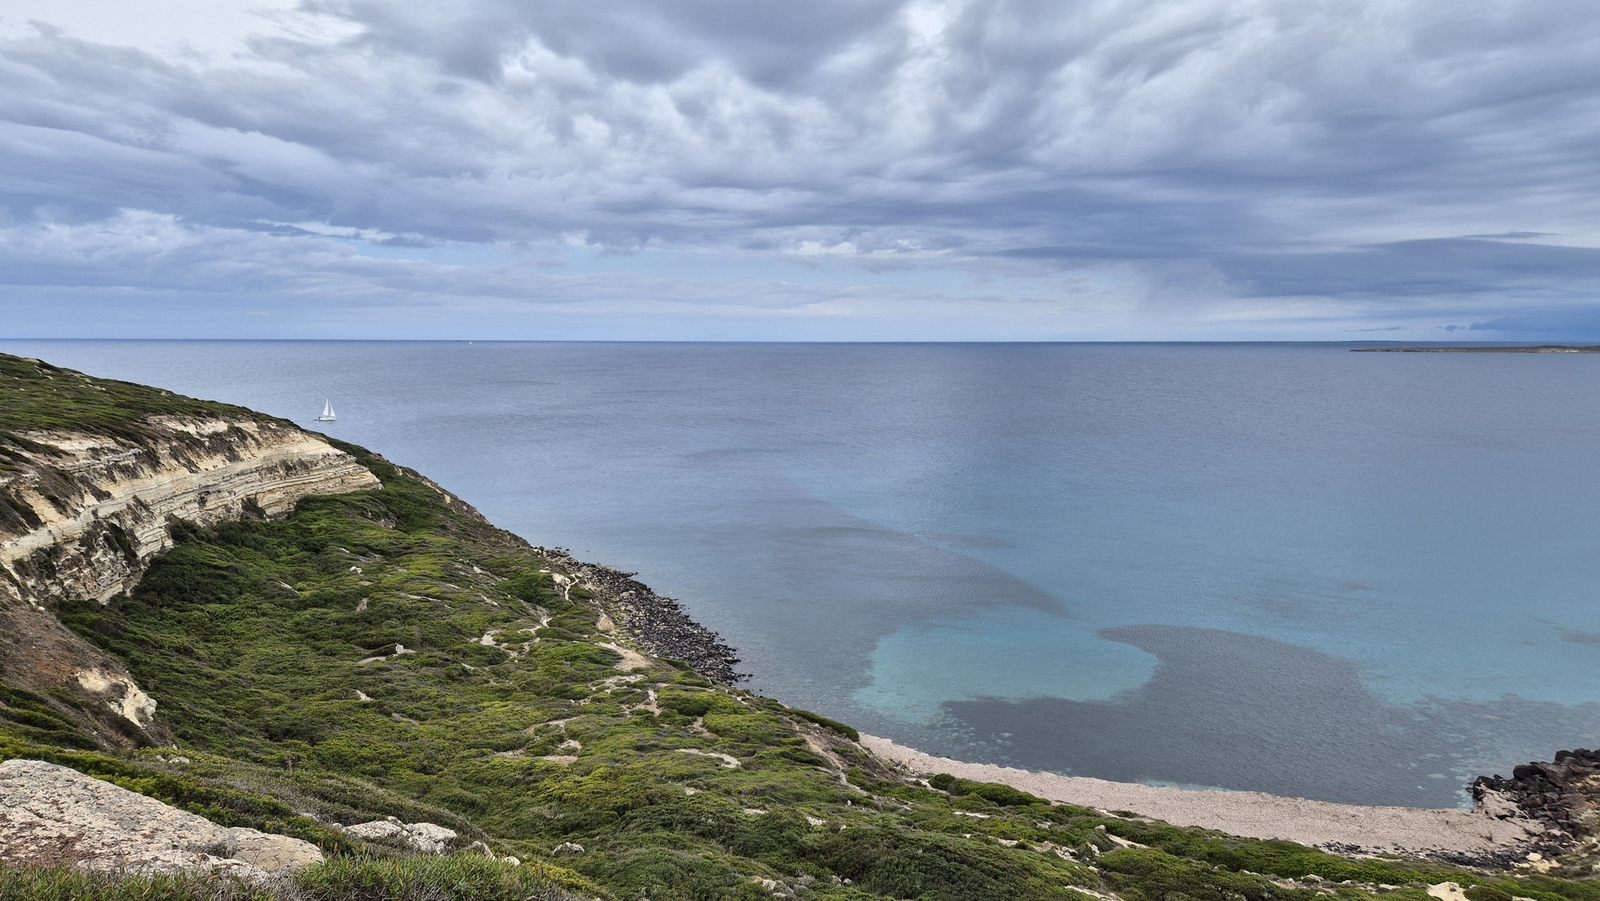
{"left": 0, "top": 337, "right": 1569, "bottom": 346}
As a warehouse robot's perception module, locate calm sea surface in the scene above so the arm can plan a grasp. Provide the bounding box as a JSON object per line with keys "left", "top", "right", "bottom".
{"left": 8, "top": 340, "right": 1599, "bottom": 807}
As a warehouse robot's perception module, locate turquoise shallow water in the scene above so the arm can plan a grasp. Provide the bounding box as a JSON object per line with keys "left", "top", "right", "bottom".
{"left": 8, "top": 340, "right": 1599, "bottom": 806}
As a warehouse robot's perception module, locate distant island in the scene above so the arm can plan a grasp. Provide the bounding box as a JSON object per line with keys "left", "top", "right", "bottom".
{"left": 1353, "top": 345, "right": 1600, "bottom": 353}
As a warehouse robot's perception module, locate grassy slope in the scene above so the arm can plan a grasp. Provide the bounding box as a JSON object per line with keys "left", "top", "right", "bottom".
{"left": 1, "top": 356, "right": 1597, "bottom": 900}
{"left": 0, "top": 354, "right": 269, "bottom": 476}
{"left": 0, "top": 354, "right": 260, "bottom": 439}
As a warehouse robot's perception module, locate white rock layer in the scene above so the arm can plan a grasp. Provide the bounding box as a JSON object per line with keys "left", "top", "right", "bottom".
{"left": 1, "top": 417, "right": 378, "bottom": 606}
{"left": 0, "top": 416, "right": 378, "bottom": 743}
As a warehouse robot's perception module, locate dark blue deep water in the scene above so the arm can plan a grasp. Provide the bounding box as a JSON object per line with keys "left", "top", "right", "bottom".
{"left": 9, "top": 340, "right": 1600, "bottom": 807}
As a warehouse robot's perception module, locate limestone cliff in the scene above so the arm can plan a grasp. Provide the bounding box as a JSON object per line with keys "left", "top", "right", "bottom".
{"left": 0, "top": 358, "right": 378, "bottom": 747}
{"left": 0, "top": 417, "right": 377, "bottom": 606}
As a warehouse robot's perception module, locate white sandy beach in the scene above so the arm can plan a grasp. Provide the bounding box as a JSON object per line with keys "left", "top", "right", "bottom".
{"left": 861, "top": 735, "right": 1541, "bottom": 856}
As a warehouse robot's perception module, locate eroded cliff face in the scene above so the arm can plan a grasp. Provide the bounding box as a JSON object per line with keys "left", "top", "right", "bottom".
{"left": 0, "top": 414, "right": 378, "bottom": 747}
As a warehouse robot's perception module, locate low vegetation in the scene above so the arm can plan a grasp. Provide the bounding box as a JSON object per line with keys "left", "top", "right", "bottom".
{"left": 0, "top": 355, "right": 257, "bottom": 440}
{"left": 0, "top": 855, "right": 593, "bottom": 901}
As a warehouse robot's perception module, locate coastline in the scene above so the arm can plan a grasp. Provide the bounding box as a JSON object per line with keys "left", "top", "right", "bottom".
{"left": 372, "top": 459, "right": 745, "bottom": 685}
{"left": 860, "top": 734, "right": 1542, "bottom": 860}
{"left": 405, "top": 462, "right": 1551, "bottom": 863}
{"left": 536, "top": 546, "right": 744, "bottom": 684}
{"left": 495, "top": 530, "right": 1548, "bottom": 862}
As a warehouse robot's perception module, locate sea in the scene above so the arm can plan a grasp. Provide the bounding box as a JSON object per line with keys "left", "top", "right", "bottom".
{"left": 7, "top": 340, "right": 1599, "bottom": 808}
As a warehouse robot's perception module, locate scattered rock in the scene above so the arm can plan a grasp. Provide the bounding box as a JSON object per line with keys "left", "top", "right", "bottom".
{"left": 597, "top": 641, "right": 653, "bottom": 672}
{"left": 674, "top": 748, "right": 740, "bottom": 768}
{"left": 0, "top": 759, "right": 322, "bottom": 879}
{"left": 74, "top": 668, "right": 158, "bottom": 729}
{"left": 340, "top": 817, "right": 459, "bottom": 854}
{"left": 552, "top": 841, "right": 585, "bottom": 855}
{"left": 357, "top": 643, "right": 416, "bottom": 665}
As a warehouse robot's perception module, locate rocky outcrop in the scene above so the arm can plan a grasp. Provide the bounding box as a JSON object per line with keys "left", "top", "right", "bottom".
{"left": 338, "top": 817, "right": 461, "bottom": 854}
{"left": 0, "top": 413, "right": 377, "bottom": 746}
{"left": 1474, "top": 749, "right": 1600, "bottom": 846}
{"left": 0, "top": 759, "right": 323, "bottom": 879}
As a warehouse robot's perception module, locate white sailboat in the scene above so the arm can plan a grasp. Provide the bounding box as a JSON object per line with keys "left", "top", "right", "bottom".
{"left": 315, "top": 399, "right": 337, "bottom": 422}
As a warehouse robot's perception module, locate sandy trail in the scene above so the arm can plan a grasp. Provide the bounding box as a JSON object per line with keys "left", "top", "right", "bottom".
{"left": 860, "top": 735, "right": 1540, "bottom": 856}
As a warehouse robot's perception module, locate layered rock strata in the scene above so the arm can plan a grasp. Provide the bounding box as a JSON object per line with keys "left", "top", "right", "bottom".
{"left": 1, "top": 417, "right": 376, "bottom": 607}
{"left": 0, "top": 414, "right": 377, "bottom": 745}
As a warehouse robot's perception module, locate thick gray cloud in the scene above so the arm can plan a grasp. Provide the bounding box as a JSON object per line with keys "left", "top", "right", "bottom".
{"left": 1, "top": 0, "right": 1598, "bottom": 338}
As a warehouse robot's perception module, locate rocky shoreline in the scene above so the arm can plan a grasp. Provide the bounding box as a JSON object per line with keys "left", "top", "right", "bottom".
{"left": 378, "top": 461, "right": 745, "bottom": 685}
{"left": 536, "top": 547, "right": 744, "bottom": 685}
{"left": 1474, "top": 749, "right": 1600, "bottom": 857}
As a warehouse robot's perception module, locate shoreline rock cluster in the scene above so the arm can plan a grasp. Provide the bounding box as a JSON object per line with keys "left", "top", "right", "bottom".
{"left": 538, "top": 547, "right": 744, "bottom": 684}
{"left": 1474, "top": 749, "right": 1600, "bottom": 850}
{"left": 383, "top": 464, "right": 744, "bottom": 685}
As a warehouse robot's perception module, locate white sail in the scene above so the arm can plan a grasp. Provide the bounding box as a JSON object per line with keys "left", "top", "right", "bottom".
{"left": 317, "top": 399, "right": 337, "bottom": 422}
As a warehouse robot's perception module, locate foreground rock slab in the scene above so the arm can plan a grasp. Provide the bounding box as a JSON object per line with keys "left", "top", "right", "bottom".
{"left": 0, "top": 759, "right": 323, "bottom": 879}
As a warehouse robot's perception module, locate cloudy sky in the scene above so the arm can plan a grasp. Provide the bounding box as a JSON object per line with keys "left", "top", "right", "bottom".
{"left": 2, "top": 0, "right": 1598, "bottom": 340}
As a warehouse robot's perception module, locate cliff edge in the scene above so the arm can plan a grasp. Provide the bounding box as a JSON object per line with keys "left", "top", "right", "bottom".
{"left": 0, "top": 355, "right": 377, "bottom": 747}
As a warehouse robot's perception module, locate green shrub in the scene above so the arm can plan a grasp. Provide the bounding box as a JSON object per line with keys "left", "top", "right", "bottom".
{"left": 0, "top": 865, "right": 271, "bottom": 900}
{"left": 0, "top": 857, "right": 594, "bottom": 901}
{"left": 1097, "top": 848, "right": 1293, "bottom": 901}
{"left": 298, "top": 855, "right": 593, "bottom": 900}
{"left": 785, "top": 707, "right": 859, "bottom": 742}
{"left": 657, "top": 692, "right": 721, "bottom": 718}
{"left": 927, "top": 773, "right": 1042, "bottom": 808}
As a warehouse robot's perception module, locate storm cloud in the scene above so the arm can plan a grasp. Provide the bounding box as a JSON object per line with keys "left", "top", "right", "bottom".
{"left": 1, "top": 0, "right": 1597, "bottom": 338}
